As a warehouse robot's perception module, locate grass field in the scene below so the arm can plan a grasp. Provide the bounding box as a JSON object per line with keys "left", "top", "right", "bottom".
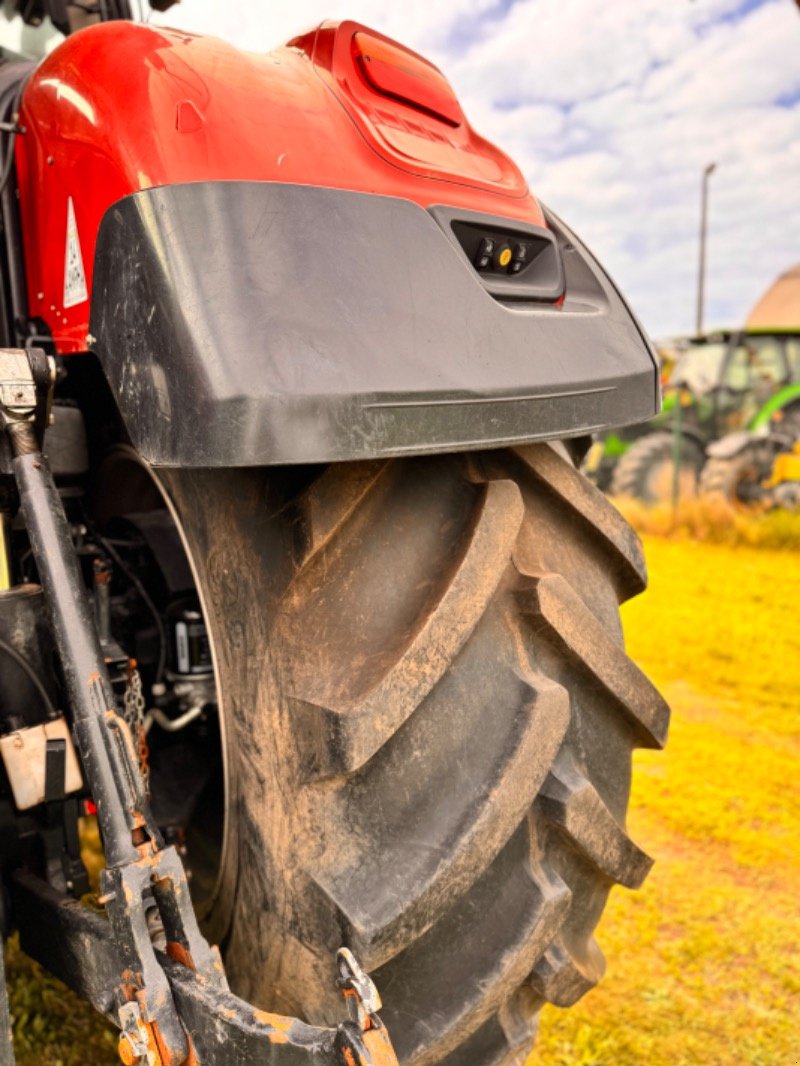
{"left": 5, "top": 529, "right": 800, "bottom": 1065}
{"left": 533, "top": 535, "right": 800, "bottom": 1065}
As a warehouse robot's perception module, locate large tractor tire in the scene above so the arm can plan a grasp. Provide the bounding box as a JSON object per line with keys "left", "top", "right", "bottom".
{"left": 699, "top": 440, "right": 775, "bottom": 506}
{"left": 610, "top": 430, "right": 705, "bottom": 503}
{"left": 130, "top": 443, "right": 667, "bottom": 1065}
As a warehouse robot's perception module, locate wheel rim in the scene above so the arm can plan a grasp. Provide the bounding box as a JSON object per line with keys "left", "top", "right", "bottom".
{"left": 90, "top": 446, "right": 232, "bottom": 931}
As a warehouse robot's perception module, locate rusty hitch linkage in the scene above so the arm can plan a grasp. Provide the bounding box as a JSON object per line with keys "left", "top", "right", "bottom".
{"left": 0, "top": 349, "right": 399, "bottom": 1066}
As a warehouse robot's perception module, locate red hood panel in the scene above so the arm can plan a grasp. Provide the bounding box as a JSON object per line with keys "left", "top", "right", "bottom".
{"left": 16, "top": 20, "right": 542, "bottom": 352}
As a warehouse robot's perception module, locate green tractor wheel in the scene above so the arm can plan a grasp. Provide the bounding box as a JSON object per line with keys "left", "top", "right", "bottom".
{"left": 699, "top": 441, "right": 777, "bottom": 507}
{"left": 700, "top": 403, "right": 800, "bottom": 507}
{"left": 609, "top": 430, "right": 706, "bottom": 504}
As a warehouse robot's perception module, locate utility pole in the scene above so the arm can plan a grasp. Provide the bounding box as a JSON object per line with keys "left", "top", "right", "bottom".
{"left": 695, "top": 162, "right": 717, "bottom": 336}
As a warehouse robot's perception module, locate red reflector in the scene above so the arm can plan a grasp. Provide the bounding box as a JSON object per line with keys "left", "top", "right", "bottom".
{"left": 352, "top": 32, "right": 462, "bottom": 127}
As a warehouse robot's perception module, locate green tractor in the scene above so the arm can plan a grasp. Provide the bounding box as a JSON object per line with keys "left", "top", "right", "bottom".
{"left": 583, "top": 334, "right": 715, "bottom": 495}
{"left": 591, "top": 263, "right": 800, "bottom": 505}
{"left": 700, "top": 264, "right": 800, "bottom": 505}
{"left": 589, "top": 329, "right": 800, "bottom": 504}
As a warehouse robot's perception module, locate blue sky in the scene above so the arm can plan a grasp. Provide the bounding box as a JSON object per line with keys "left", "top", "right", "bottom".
{"left": 153, "top": 0, "right": 800, "bottom": 339}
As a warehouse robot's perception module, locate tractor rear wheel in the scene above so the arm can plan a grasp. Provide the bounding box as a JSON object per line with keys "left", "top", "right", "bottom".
{"left": 145, "top": 444, "right": 668, "bottom": 1065}
{"left": 699, "top": 440, "right": 775, "bottom": 507}
{"left": 610, "top": 430, "right": 705, "bottom": 503}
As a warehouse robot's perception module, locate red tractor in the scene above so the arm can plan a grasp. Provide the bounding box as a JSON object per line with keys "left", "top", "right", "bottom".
{"left": 0, "top": 4, "right": 667, "bottom": 1064}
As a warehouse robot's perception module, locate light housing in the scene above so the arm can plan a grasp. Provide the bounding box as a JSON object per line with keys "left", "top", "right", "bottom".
{"left": 352, "top": 31, "right": 461, "bottom": 127}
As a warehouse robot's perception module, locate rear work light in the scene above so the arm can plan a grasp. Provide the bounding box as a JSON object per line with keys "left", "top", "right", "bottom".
{"left": 352, "top": 32, "right": 462, "bottom": 127}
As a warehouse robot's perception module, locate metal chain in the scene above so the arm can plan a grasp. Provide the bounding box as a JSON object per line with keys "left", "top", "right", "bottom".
{"left": 123, "top": 664, "right": 145, "bottom": 732}
{"left": 123, "top": 665, "right": 150, "bottom": 790}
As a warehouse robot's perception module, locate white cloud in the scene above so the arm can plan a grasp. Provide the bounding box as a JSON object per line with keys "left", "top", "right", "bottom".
{"left": 151, "top": 0, "right": 800, "bottom": 337}
{"left": 149, "top": 0, "right": 480, "bottom": 53}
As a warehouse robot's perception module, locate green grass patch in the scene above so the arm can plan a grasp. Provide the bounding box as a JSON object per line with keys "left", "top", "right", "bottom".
{"left": 616, "top": 496, "right": 800, "bottom": 551}
{"left": 5, "top": 933, "right": 117, "bottom": 1066}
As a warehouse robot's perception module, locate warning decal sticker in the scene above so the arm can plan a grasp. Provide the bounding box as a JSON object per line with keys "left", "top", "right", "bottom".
{"left": 63, "top": 196, "right": 88, "bottom": 308}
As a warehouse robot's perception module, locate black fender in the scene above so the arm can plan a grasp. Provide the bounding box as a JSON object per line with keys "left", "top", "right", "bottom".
{"left": 89, "top": 181, "right": 659, "bottom": 467}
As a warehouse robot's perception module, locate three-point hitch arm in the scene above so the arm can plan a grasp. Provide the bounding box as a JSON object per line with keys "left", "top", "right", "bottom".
{"left": 0, "top": 347, "right": 399, "bottom": 1066}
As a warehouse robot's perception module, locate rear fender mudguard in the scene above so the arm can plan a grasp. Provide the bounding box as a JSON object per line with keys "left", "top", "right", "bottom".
{"left": 89, "top": 181, "right": 659, "bottom": 467}
{"left": 706, "top": 430, "right": 767, "bottom": 459}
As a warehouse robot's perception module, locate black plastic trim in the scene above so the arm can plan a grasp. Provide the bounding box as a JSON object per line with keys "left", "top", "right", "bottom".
{"left": 89, "top": 181, "right": 659, "bottom": 467}
{"left": 429, "top": 205, "right": 564, "bottom": 301}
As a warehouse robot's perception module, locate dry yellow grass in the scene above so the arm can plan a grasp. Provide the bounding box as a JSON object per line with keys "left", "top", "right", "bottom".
{"left": 5, "top": 529, "right": 799, "bottom": 1064}
{"left": 615, "top": 495, "right": 800, "bottom": 551}
{"left": 532, "top": 535, "right": 800, "bottom": 1065}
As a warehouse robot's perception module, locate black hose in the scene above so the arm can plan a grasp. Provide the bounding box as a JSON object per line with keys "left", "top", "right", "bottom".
{"left": 84, "top": 521, "right": 167, "bottom": 683}
{"left": 0, "top": 634, "right": 57, "bottom": 719}
{"left": 0, "top": 81, "right": 25, "bottom": 203}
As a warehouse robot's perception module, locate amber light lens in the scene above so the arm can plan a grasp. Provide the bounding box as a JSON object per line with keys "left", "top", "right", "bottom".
{"left": 352, "top": 31, "right": 462, "bottom": 127}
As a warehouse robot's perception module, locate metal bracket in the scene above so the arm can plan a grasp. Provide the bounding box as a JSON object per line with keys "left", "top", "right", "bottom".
{"left": 0, "top": 347, "right": 53, "bottom": 444}
{"left": 335, "top": 950, "right": 396, "bottom": 1066}
{"left": 337, "top": 949, "right": 382, "bottom": 1027}
{"left": 118, "top": 1001, "right": 158, "bottom": 1066}
{"left": 0, "top": 349, "right": 36, "bottom": 420}
{"left": 14, "top": 871, "right": 399, "bottom": 1066}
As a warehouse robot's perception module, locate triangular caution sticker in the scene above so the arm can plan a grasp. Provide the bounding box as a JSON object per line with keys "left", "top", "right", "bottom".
{"left": 63, "top": 196, "right": 88, "bottom": 308}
